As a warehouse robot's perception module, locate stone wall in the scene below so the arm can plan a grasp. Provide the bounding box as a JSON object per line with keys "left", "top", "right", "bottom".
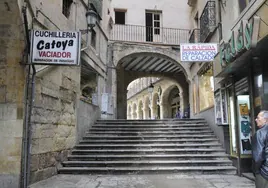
{"left": 30, "top": 66, "right": 80, "bottom": 183}
{"left": 77, "top": 99, "right": 100, "bottom": 144}
{"left": 0, "top": 1, "right": 25, "bottom": 187}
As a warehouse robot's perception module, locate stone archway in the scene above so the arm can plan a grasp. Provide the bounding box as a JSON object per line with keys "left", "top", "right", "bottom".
{"left": 112, "top": 43, "right": 191, "bottom": 119}
{"left": 161, "top": 84, "right": 184, "bottom": 118}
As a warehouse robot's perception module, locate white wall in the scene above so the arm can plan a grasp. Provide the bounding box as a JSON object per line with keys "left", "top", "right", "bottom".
{"left": 111, "top": 0, "right": 192, "bottom": 29}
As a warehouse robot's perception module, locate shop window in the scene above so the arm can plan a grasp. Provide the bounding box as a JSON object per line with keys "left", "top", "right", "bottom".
{"left": 198, "top": 64, "right": 214, "bottom": 111}
{"left": 62, "top": 0, "right": 73, "bottom": 18}
{"left": 238, "top": 0, "right": 251, "bottom": 13}
{"left": 214, "top": 89, "right": 228, "bottom": 125}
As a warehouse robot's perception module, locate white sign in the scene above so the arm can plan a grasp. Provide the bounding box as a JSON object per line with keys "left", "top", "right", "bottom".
{"left": 30, "top": 30, "right": 81, "bottom": 65}
{"left": 180, "top": 43, "right": 218, "bottom": 62}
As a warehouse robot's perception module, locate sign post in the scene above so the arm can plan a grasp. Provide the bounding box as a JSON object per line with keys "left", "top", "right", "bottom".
{"left": 30, "top": 30, "right": 81, "bottom": 66}
{"left": 180, "top": 43, "right": 218, "bottom": 62}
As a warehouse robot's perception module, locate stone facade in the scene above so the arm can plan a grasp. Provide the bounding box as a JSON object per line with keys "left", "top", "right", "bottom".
{"left": 127, "top": 79, "right": 188, "bottom": 119}
{"left": 0, "top": 1, "right": 26, "bottom": 187}
{"left": 0, "top": 0, "right": 112, "bottom": 187}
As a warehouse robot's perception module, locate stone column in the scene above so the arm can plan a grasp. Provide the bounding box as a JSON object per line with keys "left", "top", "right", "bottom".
{"left": 180, "top": 91, "right": 184, "bottom": 117}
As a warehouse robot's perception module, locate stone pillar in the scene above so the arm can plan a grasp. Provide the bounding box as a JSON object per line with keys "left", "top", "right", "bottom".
{"left": 116, "top": 68, "right": 127, "bottom": 119}
{"left": 180, "top": 91, "right": 184, "bottom": 116}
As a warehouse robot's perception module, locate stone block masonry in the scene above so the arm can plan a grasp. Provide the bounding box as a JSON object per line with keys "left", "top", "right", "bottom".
{"left": 30, "top": 66, "right": 80, "bottom": 184}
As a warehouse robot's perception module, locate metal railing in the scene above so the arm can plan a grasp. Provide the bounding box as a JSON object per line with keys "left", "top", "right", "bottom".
{"left": 200, "top": 1, "right": 216, "bottom": 42}
{"left": 189, "top": 29, "right": 200, "bottom": 43}
{"left": 111, "top": 24, "right": 190, "bottom": 45}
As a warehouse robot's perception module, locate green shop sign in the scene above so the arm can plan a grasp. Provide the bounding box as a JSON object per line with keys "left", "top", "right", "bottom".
{"left": 220, "top": 16, "right": 260, "bottom": 66}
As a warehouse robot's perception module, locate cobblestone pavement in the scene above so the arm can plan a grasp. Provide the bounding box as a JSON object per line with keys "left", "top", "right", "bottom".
{"left": 30, "top": 174, "right": 255, "bottom": 188}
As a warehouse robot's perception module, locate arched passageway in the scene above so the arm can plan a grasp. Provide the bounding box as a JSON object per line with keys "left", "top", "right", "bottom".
{"left": 114, "top": 47, "right": 190, "bottom": 119}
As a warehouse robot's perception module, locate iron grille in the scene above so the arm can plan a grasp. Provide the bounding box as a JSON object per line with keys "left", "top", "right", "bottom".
{"left": 200, "top": 1, "right": 216, "bottom": 42}
{"left": 189, "top": 29, "right": 200, "bottom": 43}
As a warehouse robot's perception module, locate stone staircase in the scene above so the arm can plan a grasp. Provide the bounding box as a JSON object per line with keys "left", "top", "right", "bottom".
{"left": 58, "top": 119, "right": 236, "bottom": 175}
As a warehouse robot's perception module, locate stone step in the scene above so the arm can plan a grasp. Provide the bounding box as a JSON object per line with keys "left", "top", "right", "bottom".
{"left": 83, "top": 134, "right": 216, "bottom": 140}
{"left": 71, "top": 148, "right": 225, "bottom": 155}
{"left": 58, "top": 166, "right": 237, "bottom": 175}
{"left": 62, "top": 160, "right": 232, "bottom": 167}
{"left": 67, "top": 153, "right": 230, "bottom": 161}
{"left": 79, "top": 138, "right": 219, "bottom": 144}
{"left": 95, "top": 119, "right": 206, "bottom": 124}
{"left": 94, "top": 123, "right": 208, "bottom": 127}
{"left": 75, "top": 143, "right": 222, "bottom": 149}
{"left": 90, "top": 126, "right": 211, "bottom": 131}
{"left": 86, "top": 131, "right": 214, "bottom": 135}
{"left": 90, "top": 128, "right": 210, "bottom": 132}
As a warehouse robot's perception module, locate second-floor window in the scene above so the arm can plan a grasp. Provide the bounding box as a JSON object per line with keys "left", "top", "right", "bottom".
{"left": 238, "top": 0, "right": 252, "bottom": 13}
{"left": 115, "top": 9, "right": 126, "bottom": 24}
{"left": 62, "top": 0, "right": 73, "bottom": 18}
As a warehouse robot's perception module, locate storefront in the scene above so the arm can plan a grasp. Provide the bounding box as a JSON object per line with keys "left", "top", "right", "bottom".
{"left": 213, "top": 13, "right": 268, "bottom": 174}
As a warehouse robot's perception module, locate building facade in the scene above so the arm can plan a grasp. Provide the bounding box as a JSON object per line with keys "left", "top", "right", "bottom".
{"left": 108, "top": 0, "right": 193, "bottom": 119}
{"left": 187, "top": 0, "right": 268, "bottom": 174}
{"left": 127, "top": 77, "right": 188, "bottom": 120}
{"left": 0, "top": 0, "right": 112, "bottom": 187}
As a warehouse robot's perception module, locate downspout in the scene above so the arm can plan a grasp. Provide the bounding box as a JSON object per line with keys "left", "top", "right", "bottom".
{"left": 218, "top": 0, "right": 223, "bottom": 41}
{"left": 21, "top": 3, "right": 36, "bottom": 188}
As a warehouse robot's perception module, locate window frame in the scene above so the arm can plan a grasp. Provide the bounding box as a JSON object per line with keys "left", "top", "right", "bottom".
{"left": 62, "top": 0, "right": 73, "bottom": 18}
{"left": 114, "top": 9, "right": 127, "bottom": 25}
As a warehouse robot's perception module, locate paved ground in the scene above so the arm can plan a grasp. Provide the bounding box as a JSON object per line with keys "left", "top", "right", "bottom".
{"left": 30, "top": 174, "right": 255, "bottom": 188}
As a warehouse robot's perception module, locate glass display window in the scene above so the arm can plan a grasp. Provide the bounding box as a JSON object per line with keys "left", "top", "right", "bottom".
{"left": 198, "top": 64, "right": 214, "bottom": 111}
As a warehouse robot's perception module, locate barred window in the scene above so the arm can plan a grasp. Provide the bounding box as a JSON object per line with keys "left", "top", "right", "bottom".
{"left": 62, "top": 0, "right": 73, "bottom": 18}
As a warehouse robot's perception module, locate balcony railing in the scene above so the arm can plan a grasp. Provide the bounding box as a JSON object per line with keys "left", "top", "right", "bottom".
{"left": 200, "top": 1, "right": 216, "bottom": 42}
{"left": 189, "top": 29, "right": 200, "bottom": 43}
{"left": 111, "top": 24, "right": 189, "bottom": 45}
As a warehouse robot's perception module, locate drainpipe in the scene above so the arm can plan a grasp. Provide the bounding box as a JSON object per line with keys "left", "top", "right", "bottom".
{"left": 21, "top": 4, "right": 36, "bottom": 188}
{"left": 218, "top": 0, "right": 223, "bottom": 41}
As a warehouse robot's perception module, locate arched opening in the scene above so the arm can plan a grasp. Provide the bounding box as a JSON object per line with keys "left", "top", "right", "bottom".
{"left": 116, "top": 51, "right": 190, "bottom": 119}
{"left": 161, "top": 84, "right": 184, "bottom": 119}
{"left": 168, "top": 87, "right": 181, "bottom": 118}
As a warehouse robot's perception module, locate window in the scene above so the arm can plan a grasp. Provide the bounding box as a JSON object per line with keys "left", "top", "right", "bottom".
{"left": 114, "top": 9, "right": 126, "bottom": 24}
{"left": 198, "top": 64, "right": 214, "bottom": 111}
{"left": 145, "top": 11, "right": 162, "bottom": 41}
{"left": 91, "top": 29, "right": 96, "bottom": 49}
{"left": 154, "top": 14, "right": 160, "bottom": 35}
{"left": 62, "top": 0, "right": 73, "bottom": 18}
{"left": 238, "top": 0, "right": 251, "bottom": 13}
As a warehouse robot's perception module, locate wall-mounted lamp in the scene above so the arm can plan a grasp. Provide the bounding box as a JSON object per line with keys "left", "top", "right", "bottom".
{"left": 86, "top": 8, "right": 98, "bottom": 31}
{"left": 148, "top": 82, "right": 154, "bottom": 94}
{"left": 81, "top": 8, "right": 98, "bottom": 51}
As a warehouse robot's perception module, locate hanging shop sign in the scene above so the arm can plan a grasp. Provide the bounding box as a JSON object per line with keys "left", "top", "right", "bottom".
{"left": 220, "top": 16, "right": 260, "bottom": 67}
{"left": 30, "top": 30, "right": 81, "bottom": 66}
{"left": 180, "top": 43, "right": 218, "bottom": 62}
